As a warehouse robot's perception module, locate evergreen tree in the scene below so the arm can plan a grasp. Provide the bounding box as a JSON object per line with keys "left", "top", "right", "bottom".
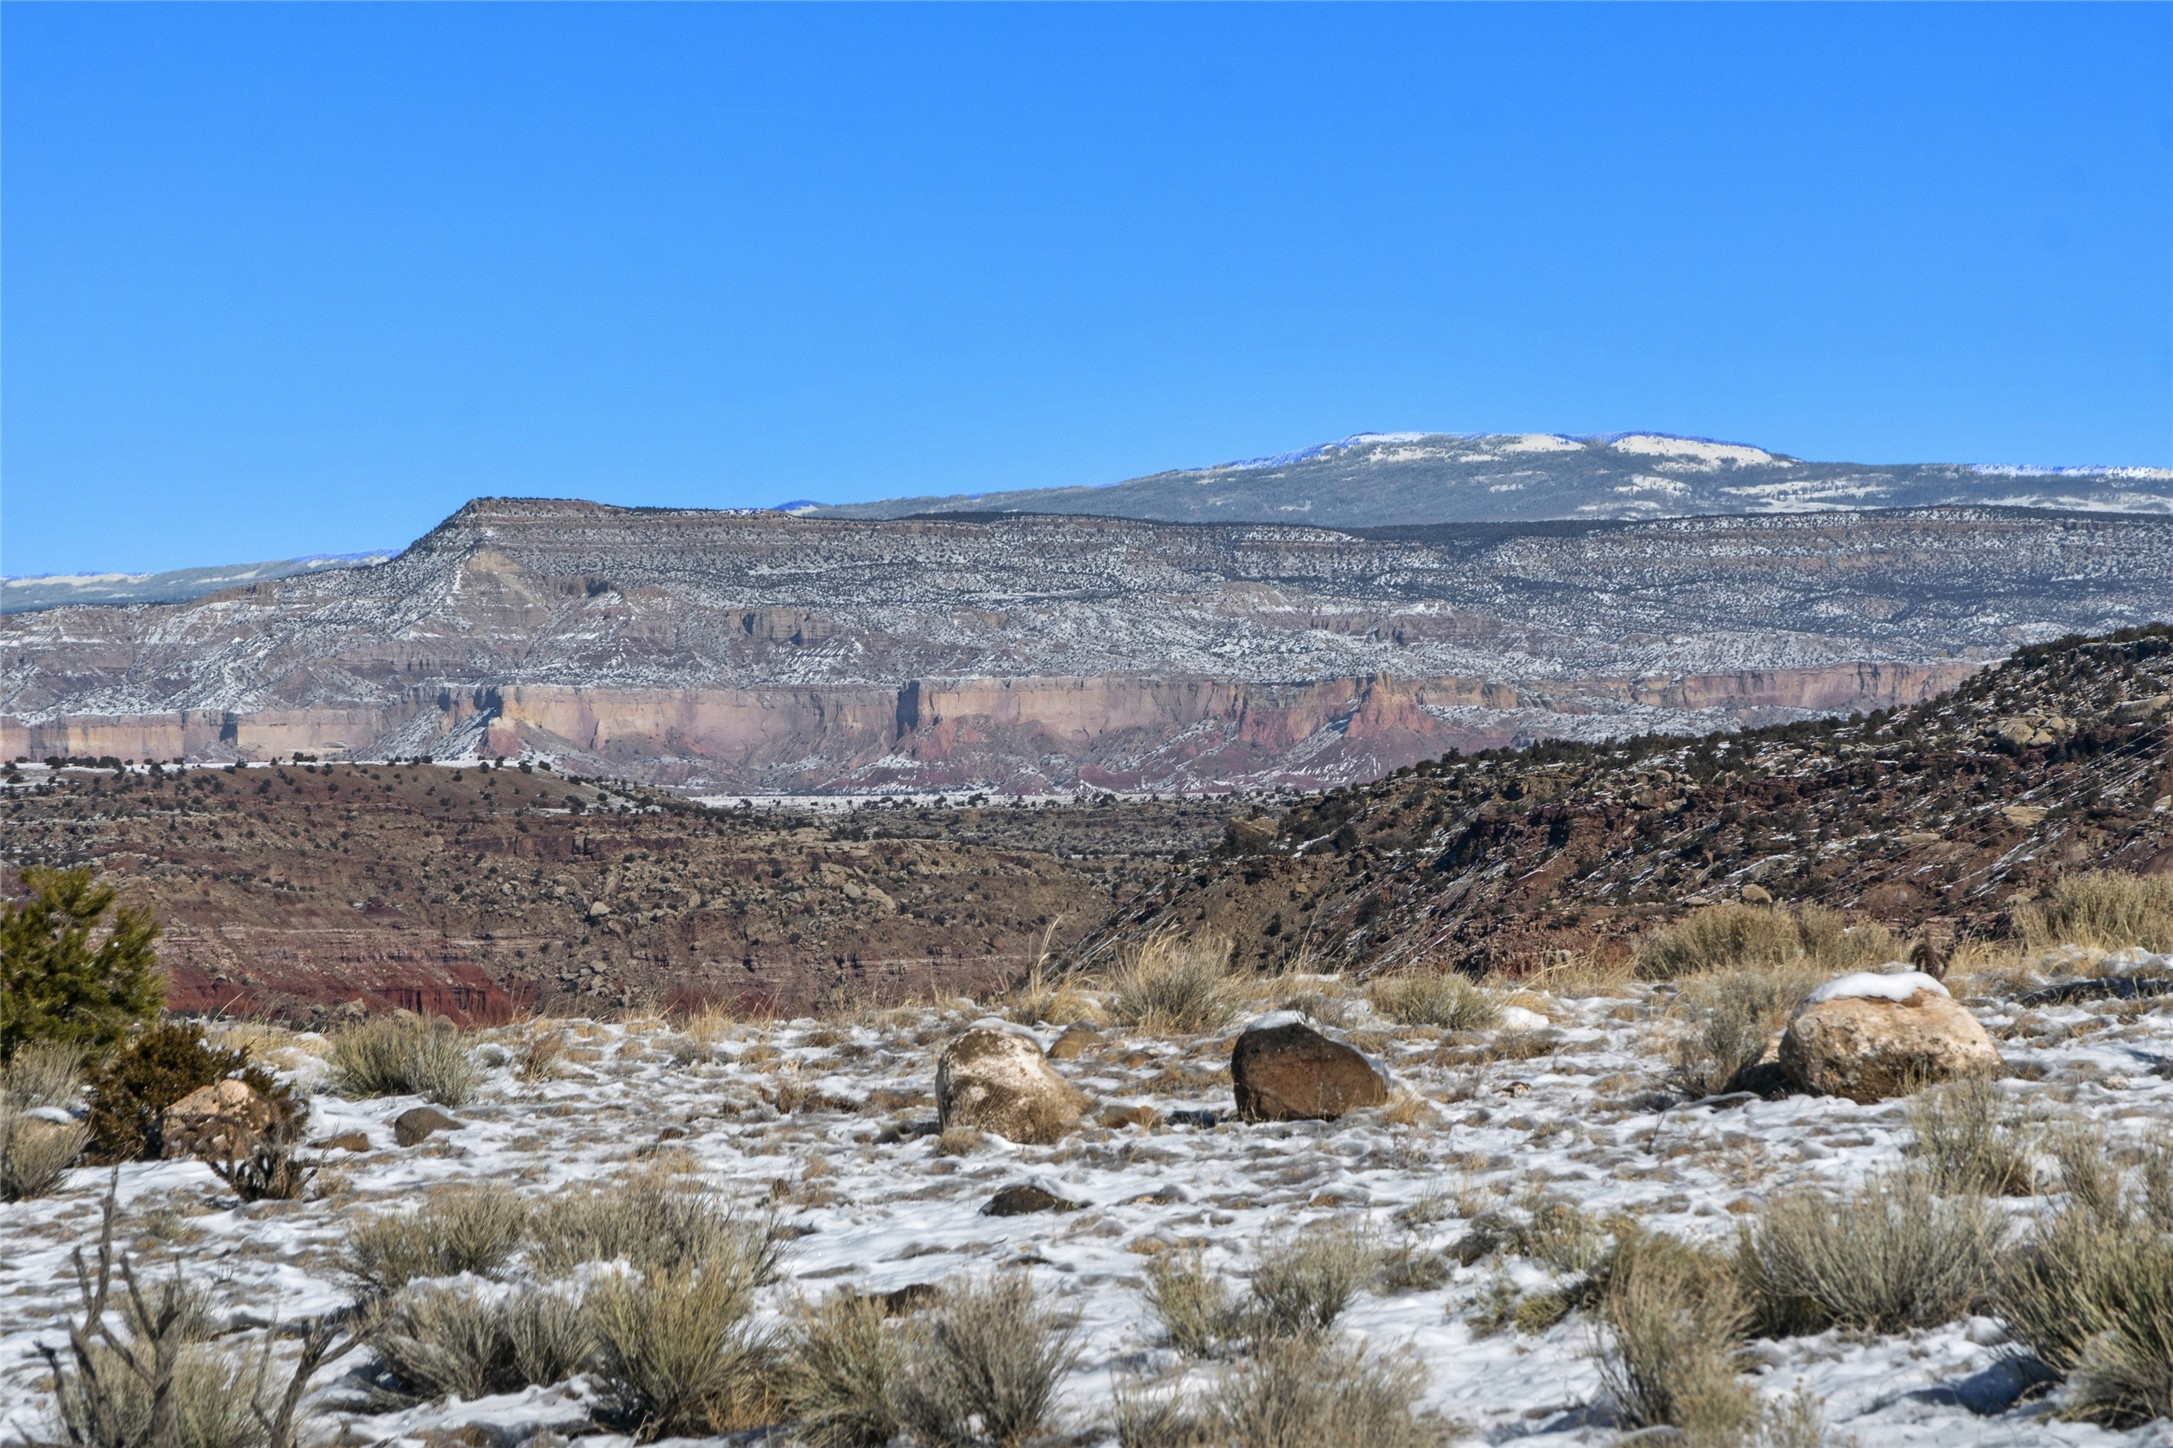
{"left": 1, "top": 866, "right": 164, "bottom": 1062}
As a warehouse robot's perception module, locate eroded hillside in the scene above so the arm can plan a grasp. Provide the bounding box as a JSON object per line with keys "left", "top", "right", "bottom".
{"left": 1081, "top": 627, "right": 2173, "bottom": 977}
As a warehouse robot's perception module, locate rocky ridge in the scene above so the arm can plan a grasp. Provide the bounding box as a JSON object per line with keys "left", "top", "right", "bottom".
{"left": 1079, "top": 627, "right": 2173, "bottom": 977}
{"left": 6, "top": 498, "right": 2169, "bottom": 792}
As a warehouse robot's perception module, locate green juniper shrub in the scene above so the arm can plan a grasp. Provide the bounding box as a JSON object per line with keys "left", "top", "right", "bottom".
{"left": 84, "top": 1023, "right": 300, "bottom": 1164}
{"left": 1, "top": 866, "right": 164, "bottom": 1063}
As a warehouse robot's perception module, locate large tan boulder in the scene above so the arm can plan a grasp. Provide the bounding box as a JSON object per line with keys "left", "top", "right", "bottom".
{"left": 1231, "top": 1015, "right": 1389, "bottom": 1122}
{"left": 935, "top": 1023, "right": 1089, "bottom": 1144}
{"left": 1778, "top": 970, "right": 2001, "bottom": 1104}
{"left": 160, "top": 1079, "right": 276, "bottom": 1161}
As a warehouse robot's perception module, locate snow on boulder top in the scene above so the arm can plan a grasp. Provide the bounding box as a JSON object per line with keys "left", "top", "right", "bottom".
{"left": 1803, "top": 969, "right": 1950, "bottom": 1006}
{"left": 965, "top": 1016, "right": 1050, "bottom": 1046}
{"left": 1243, "top": 1010, "right": 1315, "bottom": 1034}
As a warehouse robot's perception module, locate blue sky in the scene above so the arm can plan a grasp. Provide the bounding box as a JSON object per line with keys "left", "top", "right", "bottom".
{"left": 3, "top": 3, "right": 2169, "bottom": 576}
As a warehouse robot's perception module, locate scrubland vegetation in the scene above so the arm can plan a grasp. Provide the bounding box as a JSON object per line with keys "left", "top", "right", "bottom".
{"left": 9, "top": 815, "right": 2173, "bottom": 1446}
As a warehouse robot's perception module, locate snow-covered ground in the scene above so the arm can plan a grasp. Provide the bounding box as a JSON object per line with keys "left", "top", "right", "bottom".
{"left": 7, "top": 957, "right": 2173, "bottom": 1447}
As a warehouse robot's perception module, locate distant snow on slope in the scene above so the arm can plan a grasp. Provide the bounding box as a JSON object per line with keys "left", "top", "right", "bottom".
{"left": 1604, "top": 433, "right": 1783, "bottom": 467}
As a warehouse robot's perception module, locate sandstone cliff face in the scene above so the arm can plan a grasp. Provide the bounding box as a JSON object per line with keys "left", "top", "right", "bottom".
{"left": 4, "top": 501, "right": 2164, "bottom": 791}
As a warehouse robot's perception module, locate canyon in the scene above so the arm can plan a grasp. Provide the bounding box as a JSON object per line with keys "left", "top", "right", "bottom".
{"left": 5, "top": 498, "right": 2170, "bottom": 792}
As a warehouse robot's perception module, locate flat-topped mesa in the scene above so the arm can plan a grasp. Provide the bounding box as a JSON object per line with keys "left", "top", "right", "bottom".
{"left": 5, "top": 500, "right": 2168, "bottom": 791}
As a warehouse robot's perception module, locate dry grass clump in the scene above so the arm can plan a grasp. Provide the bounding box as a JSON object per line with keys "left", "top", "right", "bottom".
{"left": 1666, "top": 964, "right": 1822, "bottom": 1098}
{"left": 587, "top": 1263, "right": 779, "bottom": 1439}
{"left": 1110, "top": 1373, "right": 1216, "bottom": 1448}
{"left": 1143, "top": 1250, "right": 1238, "bottom": 1359}
{"left": 343, "top": 1183, "right": 531, "bottom": 1293}
{"left": 529, "top": 1162, "right": 781, "bottom": 1279}
{"left": 1367, "top": 970, "right": 1501, "bottom": 1031}
{"left": 1635, "top": 904, "right": 1894, "bottom": 982}
{"left": 1006, "top": 963, "right": 1107, "bottom": 1030}
{"left": 1997, "top": 1133, "right": 2173, "bottom": 1426}
{"left": 1214, "top": 1335, "right": 1437, "bottom": 1448}
{"left": 2, "top": 1108, "right": 88, "bottom": 1201}
{"left": 1108, "top": 927, "right": 1249, "bottom": 1035}
{"left": 1245, "top": 1222, "right": 1378, "bottom": 1340}
{"left": 55, "top": 1339, "right": 272, "bottom": 1448}
{"left": 784, "top": 1290, "right": 909, "bottom": 1448}
{"left": 325, "top": 1014, "right": 480, "bottom": 1106}
{"left": 367, "top": 1280, "right": 590, "bottom": 1403}
{"left": 3, "top": 1040, "right": 84, "bottom": 1111}
{"left": 1593, "top": 1232, "right": 1758, "bottom": 1440}
{"left": 1907, "top": 1076, "right": 2042, "bottom": 1196}
{"left": 1735, "top": 1172, "right": 2002, "bottom": 1336}
{"left": 2017, "top": 870, "right": 2173, "bottom": 954}
{"left": 892, "top": 1272, "right": 1079, "bottom": 1448}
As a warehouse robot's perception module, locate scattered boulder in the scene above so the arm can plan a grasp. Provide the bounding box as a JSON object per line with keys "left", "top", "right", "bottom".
{"left": 1778, "top": 970, "right": 2001, "bottom": 1104}
{"left": 935, "top": 1023, "right": 1088, "bottom": 1144}
{"left": 1047, "top": 1025, "right": 1105, "bottom": 1061}
{"left": 313, "top": 1130, "right": 372, "bottom": 1153}
{"left": 982, "top": 1183, "right": 1085, "bottom": 1217}
{"left": 160, "top": 1080, "right": 276, "bottom": 1162}
{"left": 1230, "top": 1015, "right": 1389, "bottom": 1122}
{"left": 392, "top": 1106, "right": 464, "bottom": 1146}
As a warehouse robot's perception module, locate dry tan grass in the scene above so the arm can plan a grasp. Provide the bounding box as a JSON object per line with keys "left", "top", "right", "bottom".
{"left": 2018, "top": 871, "right": 2173, "bottom": 955}
{"left": 326, "top": 1015, "right": 481, "bottom": 1106}
{"left": 892, "top": 1273, "right": 1080, "bottom": 1448}
{"left": 1106, "top": 927, "right": 1258, "bottom": 1036}
{"left": 1636, "top": 903, "right": 1896, "bottom": 982}
{"left": 1367, "top": 971, "right": 1500, "bottom": 1030}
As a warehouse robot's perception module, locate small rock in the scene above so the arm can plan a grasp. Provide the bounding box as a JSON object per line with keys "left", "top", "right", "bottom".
{"left": 982, "top": 1183, "right": 1085, "bottom": 1217}
{"left": 1739, "top": 883, "right": 1774, "bottom": 905}
{"left": 161, "top": 1080, "right": 276, "bottom": 1161}
{"left": 1778, "top": 972, "right": 2002, "bottom": 1103}
{"left": 312, "top": 1130, "right": 372, "bottom": 1153}
{"left": 1230, "top": 1017, "right": 1390, "bottom": 1122}
{"left": 875, "top": 1282, "right": 944, "bottom": 1316}
{"left": 392, "top": 1106, "right": 464, "bottom": 1146}
{"left": 1098, "top": 1103, "right": 1159, "bottom": 1130}
{"left": 1046, "top": 1025, "right": 1105, "bottom": 1061}
{"left": 935, "top": 1023, "right": 1089, "bottom": 1144}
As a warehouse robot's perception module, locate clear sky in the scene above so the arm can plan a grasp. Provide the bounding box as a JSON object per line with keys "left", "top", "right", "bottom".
{"left": 3, "top": 3, "right": 2168, "bottom": 577}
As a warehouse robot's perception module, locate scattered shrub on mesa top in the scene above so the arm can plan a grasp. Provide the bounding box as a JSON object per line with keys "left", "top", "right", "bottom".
{"left": 586, "top": 1262, "right": 780, "bottom": 1440}
{"left": 1908, "top": 1076, "right": 2042, "bottom": 1197}
{"left": 1142, "top": 1249, "right": 1238, "bottom": 1359}
{"left": 55, "top": 1339, "right": 271, "bottom": 1448}
{"left": 1997, "top": 1140, "right": 2173, "bottom": 1427}
{"left": 83, "top": 1022, "right": 300, "bottom": 1165}
{"left": 325, "top": 1014, "right": 480, "bottom": 1106}
{"left": 1666, "top": 964, "right": 1823, "bottom": 1099}
{"left": 1, "top": 865, "right": 164, "bottom": 1064}
{"left": 343, "top": 1183, "right": 531, "bottom": 1294}
{"left": 1245, "top": 1222, "right": 1378, "bottom": 1342}
{"left": 2, "top": 1108, "right": 89, "bottom": 1201}
{"left": 529, "top": 1160, "right": 783, "bottom": 1280}
{"left": 783, "top": 1290, "right": 908, "bottom": 1448}
{"left": 1735, "top": 1171, "right": 2003, "bottom": 1337}
{"left": 1634, "top": 903, "right": 1895, "bottom": 982}
{"left": 2016, "top": 871, "right": 2173, "bottom": 955}
{"left": 366, "top": 1280, "right": 591, "bottom": 1404}
{"left": 1593, "top": 1231, "right": 1758, "bottom": 1441}
{"left": 3, "top": 1040, "right": 85, "bottom": 1112}
{"left": 1366, "top": 970, "right": 1501, "bottom": 1031}
{"left": 892, "top": 1272, "right": 1080, "bottom": 1448}
{"left": 1214, "top": 1334, "right": 1439, "bottom": 1448}
{"left": 1108, "top": 927, "right": 1248, "bottom": 1035}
